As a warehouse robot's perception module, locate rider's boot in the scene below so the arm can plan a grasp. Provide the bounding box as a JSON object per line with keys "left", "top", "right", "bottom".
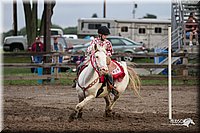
{"left": 71, "top": 78, "right": 77, "bottom": 88}
{"left": 105, "top": 73, "right": 119, "bottom": 96}
{"left": 72, "top": 61, "right": 84, "bottom": 88}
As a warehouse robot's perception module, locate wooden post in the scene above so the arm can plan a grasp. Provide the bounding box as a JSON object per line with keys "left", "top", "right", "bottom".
{"left": 182, "top": 50, "right": 188, "bottom": 84}
{"left": 55, "top": 54, "right": 59, "bottom": 80}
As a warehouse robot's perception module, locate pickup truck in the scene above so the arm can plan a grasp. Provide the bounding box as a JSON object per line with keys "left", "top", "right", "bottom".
{"left": 3, "top": 28, "right": 64, "bottom": 52}
{"left": 3, "top": 35, "right": 28, "bottom": 52}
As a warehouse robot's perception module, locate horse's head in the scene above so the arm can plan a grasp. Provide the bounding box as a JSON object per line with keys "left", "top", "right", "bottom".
{"left": 91, "top": 45, "right": 108, "bottom": 74}
{"left": 182, "top": 118, "right": 195, "bottom": 127}
{"left": 91, "top": 50, "right": 109, "bottom": 75}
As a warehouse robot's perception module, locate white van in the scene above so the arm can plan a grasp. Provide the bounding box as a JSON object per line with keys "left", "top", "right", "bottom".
{"left": 50, "top": 28, "right": 64, "bottom": 36}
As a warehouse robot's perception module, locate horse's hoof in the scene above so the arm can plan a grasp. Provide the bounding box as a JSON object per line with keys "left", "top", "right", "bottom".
{"left": 77, "top": 112, "right": 83, "bottom": 119}
{"left": 68, "top": 117, "right": 74, "bottom": 122}
{"left": 104, "top": 111, "right": 113, "bottom": 117}
{"left": 68, "top": 111, "right": 77, "bottom": 122}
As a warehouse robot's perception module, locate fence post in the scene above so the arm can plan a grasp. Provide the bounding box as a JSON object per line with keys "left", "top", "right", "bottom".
{"left": 55, "top": 54, "right": 59, "bottom": 80}
{"left": 182, "top": 50, "right": 188, "bottom": 84}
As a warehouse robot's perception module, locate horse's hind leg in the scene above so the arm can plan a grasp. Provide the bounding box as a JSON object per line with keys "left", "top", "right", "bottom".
{"left": 106, "top": 94, "right": 120, "bottom": 117}
{"left": 110, "top": 95, "right": 120, "bottom": 110}
{"left": 104, "top": 95, "right": 112, "bottom": 117}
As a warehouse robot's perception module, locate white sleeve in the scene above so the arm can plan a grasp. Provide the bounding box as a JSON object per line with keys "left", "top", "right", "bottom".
{"left": 87, "top": 41, "right": 95, "bottom": 54}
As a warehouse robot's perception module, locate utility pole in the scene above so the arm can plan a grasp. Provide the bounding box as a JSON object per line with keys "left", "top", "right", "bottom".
{"left": 103, "top": 0, "right": 106, "bottom": 18}
{"left": 132, "top": 2, "right": 137, "bottom": 19}
{"left": 13, "top": 0, "right": 18, "bottom": 36}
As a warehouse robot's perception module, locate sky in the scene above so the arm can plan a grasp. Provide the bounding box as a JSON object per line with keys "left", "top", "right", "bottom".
{"left": 1, "top": 0, "right": 171, "bottom": 32}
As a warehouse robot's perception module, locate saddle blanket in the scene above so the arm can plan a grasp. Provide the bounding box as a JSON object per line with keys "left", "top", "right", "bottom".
{"left": 78, "top": 60, "right": 125, "bottom": 83}
{"left": 109, "top": 60, "right": 125, "bottom": 82}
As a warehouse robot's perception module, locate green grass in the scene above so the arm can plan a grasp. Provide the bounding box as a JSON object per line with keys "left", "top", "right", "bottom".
{"left": 3, "top": 57, "right": 31, "bottom": 63}
{"left": 3, "top": 68, "right": 31, "bottom": 75}
{"left": 3, "top": 67, "right": 75, "bottom": 86}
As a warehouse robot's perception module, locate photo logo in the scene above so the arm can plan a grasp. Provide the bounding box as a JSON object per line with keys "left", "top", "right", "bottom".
{"left": 170, "top": 118, "right": 195, "bottom": 127}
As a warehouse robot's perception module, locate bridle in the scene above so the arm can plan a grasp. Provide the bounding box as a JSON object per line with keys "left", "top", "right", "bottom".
{"left": 77, "top": 50, "right": 107, "bottom": 97}
{"left": 90, "top": 51, "right": 101, "bottom": 77}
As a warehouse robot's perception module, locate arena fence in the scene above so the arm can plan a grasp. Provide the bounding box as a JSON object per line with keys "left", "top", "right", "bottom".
{"left": 3, "top": 51, "right": 199, "bottom": 82}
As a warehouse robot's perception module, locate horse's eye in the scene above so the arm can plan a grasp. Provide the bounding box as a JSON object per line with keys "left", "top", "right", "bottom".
{"left": 96, "top": 56, "right": 99, "bottom": 58}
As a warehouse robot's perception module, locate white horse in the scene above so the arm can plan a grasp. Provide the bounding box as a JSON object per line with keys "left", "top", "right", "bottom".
{"left": 182, "top": 118, "right": 195, "bottom": 127}
{"left": 69, "top": 46, "right": 141, "bottom": 122}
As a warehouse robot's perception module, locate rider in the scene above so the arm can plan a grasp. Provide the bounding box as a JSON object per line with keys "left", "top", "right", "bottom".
{"left": 72, "top": 26, "right": 118, "bottom": 96}
{"left": 31, "top": 37, "right": 44, "bottom": 63}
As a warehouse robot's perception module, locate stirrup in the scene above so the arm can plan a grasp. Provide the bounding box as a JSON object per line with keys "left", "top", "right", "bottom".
{"left": 72, "top": 79, "right": 76, "bottom": 88}
{"left": 111, "top": 86, "right": 119, "bottom": 96}
{"left": 111, "top": 88, "right": 118, "bottom": 96}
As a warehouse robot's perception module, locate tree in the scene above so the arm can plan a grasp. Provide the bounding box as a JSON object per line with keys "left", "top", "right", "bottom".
{"left": 63, "top": 27, "right": 77, "bottom": 34}
{"left": 22, "top": 0, "right": 56, "bottom": 47}
{"left": 39, "top": 0, "right": 56, "bottom": 36}
{"left": 143, "top": 13, "right": 157, "bottom": 19}
{"left": 23, "top": 0, "right": 38, "bottom": 47}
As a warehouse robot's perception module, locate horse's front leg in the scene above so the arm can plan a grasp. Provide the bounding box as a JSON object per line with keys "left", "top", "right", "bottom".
{"left": 68, "top": 95, "right": 95, "bottom": 122}
{"left": 77, "top": 95, "right": 84, "bottom": 118}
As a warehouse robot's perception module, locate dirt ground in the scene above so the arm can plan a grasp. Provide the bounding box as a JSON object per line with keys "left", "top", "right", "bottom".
{"left": 2, "top": 85, "right": 199, "bottom": 133}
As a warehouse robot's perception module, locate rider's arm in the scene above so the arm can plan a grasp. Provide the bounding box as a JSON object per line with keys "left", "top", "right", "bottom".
{"left": 87, "top": 39, "right": 96, "bottom": 55}
{"left": 87, "top": 44, "right": 93, "bottom": 55}
{"left": 106, "top": 41, "right": 113, "bottom": 56}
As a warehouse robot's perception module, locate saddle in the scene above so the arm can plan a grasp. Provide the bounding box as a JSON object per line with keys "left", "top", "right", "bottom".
{"left": 108, "top": 60, "right": 125, "bottom": 82}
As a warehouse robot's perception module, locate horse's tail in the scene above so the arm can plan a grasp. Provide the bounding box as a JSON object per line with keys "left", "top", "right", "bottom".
{"left": 127, "top": 66, "right": 141, "bottom": 98}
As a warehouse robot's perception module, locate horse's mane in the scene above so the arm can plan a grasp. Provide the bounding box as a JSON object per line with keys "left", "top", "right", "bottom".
{"left": 94, "top": 43, "right": 107, "bottom": 54}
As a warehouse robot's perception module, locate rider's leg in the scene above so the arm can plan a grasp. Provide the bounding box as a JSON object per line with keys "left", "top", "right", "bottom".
{"left": 105, "top": 73, "right": 118, "bottom": 96}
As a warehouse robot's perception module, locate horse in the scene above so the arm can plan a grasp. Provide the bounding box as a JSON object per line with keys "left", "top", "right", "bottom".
{"left": 68, "top": 45, "right": 141, "bottom": 122}
{"left": 182, "top": 118, "right": 195, "bottom": 127}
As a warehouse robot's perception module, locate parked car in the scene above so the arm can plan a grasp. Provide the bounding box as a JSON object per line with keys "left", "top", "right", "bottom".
{"left": 69, "top": 36, "right": 148, "bottom": 62}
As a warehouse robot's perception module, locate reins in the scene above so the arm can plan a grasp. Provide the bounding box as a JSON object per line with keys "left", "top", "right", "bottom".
{"left": 77, "top": 51, "right": 102, "bottom": 97}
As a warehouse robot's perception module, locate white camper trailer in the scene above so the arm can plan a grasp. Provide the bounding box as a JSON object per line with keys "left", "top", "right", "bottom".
{"left": 77, "top": 18, "right": 171, "bottom": 49}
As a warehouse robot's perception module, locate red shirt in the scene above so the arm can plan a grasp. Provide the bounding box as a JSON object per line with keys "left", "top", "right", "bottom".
{"left": 31, "top": 42, "right": 44, "bottom": 52}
